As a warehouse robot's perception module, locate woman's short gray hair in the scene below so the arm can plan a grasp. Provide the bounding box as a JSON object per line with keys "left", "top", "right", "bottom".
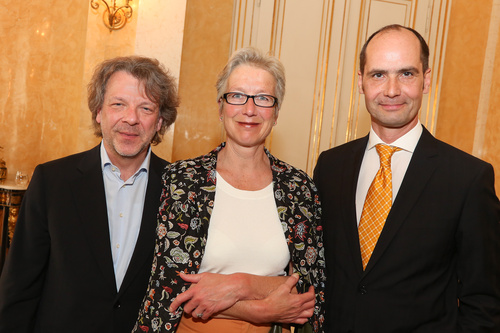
{"left": 215, "top": 47, "right": 286, "bottom": 112}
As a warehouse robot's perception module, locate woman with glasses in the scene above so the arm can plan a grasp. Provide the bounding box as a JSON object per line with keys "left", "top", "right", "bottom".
{"left": 133, "top": 47, "right": 326, "bottom": 333}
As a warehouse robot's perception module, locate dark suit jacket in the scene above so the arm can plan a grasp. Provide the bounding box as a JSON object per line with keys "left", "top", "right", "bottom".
{"left": 0, "top": 145, "right": 167, "bottom": 333}
{"left": 314, "top": 127, "right": 500, "bottom": 332}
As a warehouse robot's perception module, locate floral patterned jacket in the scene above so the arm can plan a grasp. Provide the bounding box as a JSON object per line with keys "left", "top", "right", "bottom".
{"left": 133, "top": 143, "right": 326, "bottom": 332}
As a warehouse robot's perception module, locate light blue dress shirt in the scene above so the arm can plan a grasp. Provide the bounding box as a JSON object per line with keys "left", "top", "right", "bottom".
{"left": 100, "top": 144, "right": 150, "bottom": 290}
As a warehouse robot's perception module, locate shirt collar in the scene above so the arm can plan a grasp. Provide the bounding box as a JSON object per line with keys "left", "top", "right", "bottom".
{"left": 100, "top": 141, "right": 151, "bottom": 176}
{"left": 367, "top": 120, "right": 423, "bottom": 153}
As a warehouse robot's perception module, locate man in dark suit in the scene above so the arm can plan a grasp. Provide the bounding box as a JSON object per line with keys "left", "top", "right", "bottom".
{"left": 314, "top": 24, "right": 500, "bottom": 332}
{"left": 0, "top": 56, "right": 179, "bottom": 333}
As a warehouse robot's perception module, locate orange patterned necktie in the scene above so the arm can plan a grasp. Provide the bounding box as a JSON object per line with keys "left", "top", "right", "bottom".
{"left": 358, "top": 144, "right": 400, "bottom": 270}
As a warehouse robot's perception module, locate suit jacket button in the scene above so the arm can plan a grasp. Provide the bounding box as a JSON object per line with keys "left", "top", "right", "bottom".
{"left": 358, "top": 285, "right": 367, "bottom": 295}
{"left": 114, "top": 301, "right": 121, "bottom": 309}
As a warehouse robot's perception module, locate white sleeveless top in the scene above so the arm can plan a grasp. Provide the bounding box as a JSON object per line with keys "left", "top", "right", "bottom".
{"left": 198, "top": 172, "right": 290, "bottom": 276}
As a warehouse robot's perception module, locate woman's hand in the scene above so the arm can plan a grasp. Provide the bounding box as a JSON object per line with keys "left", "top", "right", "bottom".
{"left": 169, "top": 272, "right": 249, "bottom": 320}
{"left": 247, "top": 274, "right": 315, "bottom": 324}
{"left": 169, "top": 272, "right": 316, "bottom": 325}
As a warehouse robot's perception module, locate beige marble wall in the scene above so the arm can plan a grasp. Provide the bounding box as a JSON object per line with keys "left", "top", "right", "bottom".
{"left": 0, "top": 0, "right": 186, "bottom": 181}
{"left": 436, "top": 0, "right": 491, "bottom": 152}
{"left": 482, "top": 1, "right": 500, "bottom": 194}
{"left": 171, "top": 0, "right": 234, "bottom": 161}
{"left": 0, "top": 0, "right": 138, "bottom": 179}
{"left": 436, "top": 0, "right": 500, "bottom": 193}
{"left": 1, "top": 1, "right": 89, "bottom": 179}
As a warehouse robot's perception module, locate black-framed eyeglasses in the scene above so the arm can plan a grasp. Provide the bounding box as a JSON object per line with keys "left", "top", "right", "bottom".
{"left": 222, "top": 92, "right": 278, "bottom": 108}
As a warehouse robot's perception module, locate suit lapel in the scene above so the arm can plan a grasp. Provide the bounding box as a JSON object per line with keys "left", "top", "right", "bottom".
{"left": 363, "top": 128, "right": 439, "bottom": 274}
{"left": 342, "top": 137, "right": 369, "bottom": 276}
{"left": 118, "top": 153, "right": 166, "bottom": 295}
{"left": 71, "top": 145, "right": 117, "bottom": 293}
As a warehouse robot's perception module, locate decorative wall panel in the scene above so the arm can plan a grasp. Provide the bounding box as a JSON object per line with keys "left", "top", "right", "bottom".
{"left": 230, "top": 0, "right": 451, "bottom": 175}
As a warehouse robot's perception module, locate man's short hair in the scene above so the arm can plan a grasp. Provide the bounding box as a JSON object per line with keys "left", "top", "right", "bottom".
{"left": 359, "top": 24, "right": 430, "bottom": 75}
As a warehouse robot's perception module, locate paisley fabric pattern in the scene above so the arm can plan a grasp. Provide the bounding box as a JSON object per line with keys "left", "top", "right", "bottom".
{"left": 133, "top": 143, "right": 326, "bottom": 332}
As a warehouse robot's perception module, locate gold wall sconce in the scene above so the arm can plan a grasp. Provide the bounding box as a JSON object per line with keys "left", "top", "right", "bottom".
{"left": 90, "top": 0, "right": 133, "bottom": 31}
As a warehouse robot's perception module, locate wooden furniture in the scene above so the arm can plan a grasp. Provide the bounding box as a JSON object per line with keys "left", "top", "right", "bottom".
{"left": 0, "top": 180, "right": 27, "bottom": 274}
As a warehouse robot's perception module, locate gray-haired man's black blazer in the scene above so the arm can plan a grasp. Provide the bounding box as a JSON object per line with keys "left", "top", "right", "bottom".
{"left": 0, "top": 144, "right": 167, "bottom": 333}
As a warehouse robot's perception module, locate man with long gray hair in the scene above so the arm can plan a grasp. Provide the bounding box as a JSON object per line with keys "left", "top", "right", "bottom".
{"left": 0, "top": 55, "right": 179, "bottom": 333}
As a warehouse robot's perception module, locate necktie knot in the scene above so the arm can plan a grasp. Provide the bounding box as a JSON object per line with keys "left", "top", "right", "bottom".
{"left": 376, "top": 144, "right": 399, "bottom": 168}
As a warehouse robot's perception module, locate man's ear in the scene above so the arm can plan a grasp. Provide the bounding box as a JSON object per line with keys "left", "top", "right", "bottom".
{"left": 156, "top": 116, "right": 163, "bottom": 132}
{"left": 423, "top": 68, "right": 432, "bottom": 93}
{"left": 358, "top": 70, "right": 364, "bottom": 94}
{"left": 96, "top": 109, "right": 102, "bottom": 124}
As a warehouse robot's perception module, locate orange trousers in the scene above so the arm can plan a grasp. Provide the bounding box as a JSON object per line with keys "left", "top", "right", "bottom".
{"left": 176, "top": 313, "right": 291, "bottom": 333}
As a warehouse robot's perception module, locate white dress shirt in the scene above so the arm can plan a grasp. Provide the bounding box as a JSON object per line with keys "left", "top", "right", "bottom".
{"left": 100, "top": 143, "right": 150, "bottom": 290}
{"left": 355, "top": 122, "right": 423, "bottom": 225}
